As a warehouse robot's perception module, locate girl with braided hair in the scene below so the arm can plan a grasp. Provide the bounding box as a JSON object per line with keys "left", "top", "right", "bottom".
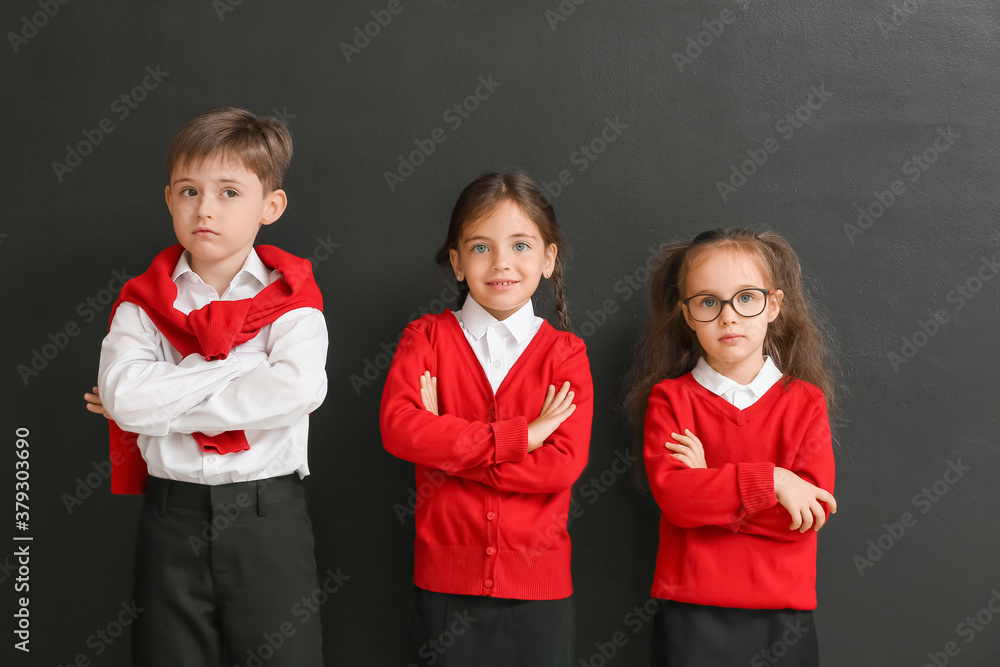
{"left": 381, "top": 172, "right": 593, "bottom": 666}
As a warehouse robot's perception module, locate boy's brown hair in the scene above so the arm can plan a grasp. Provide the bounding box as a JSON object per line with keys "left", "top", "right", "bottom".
{"left": 166, "top": 107, "right": 292, "bottom": 192}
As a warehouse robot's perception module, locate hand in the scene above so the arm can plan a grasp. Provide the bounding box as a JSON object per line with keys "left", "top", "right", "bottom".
{"left": 418, "top": 371, "right": 439, "bottom": 416}
{"left": 773, "top": 467, "right": 837, "bottom": 532}
{"left": 84, "top": 386, "right": 111, "bottom": 419}
{"left": 665, "top": 429, "right": 706, "bottom": 469}
{"left": 526, "top": 381, "right": 576, "bottom": 453}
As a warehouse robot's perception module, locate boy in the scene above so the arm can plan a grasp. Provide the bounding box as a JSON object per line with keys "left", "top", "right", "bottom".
{"left": 91, "top": 107, "right": 327, "bottom": 666}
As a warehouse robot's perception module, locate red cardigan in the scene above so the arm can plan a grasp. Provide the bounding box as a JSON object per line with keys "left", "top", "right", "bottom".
{"left": 644, "top": 373, "right": 835, "bottom": 610}
{"left": 380, "top": 311, "right": 593, "bottom": 600}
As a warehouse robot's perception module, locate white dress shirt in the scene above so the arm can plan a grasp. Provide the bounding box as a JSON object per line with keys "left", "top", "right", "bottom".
{"left": 691, "top": 356, "right": 782, "bottom": 410}
{"left": 451, "top": 297, "right": 543, "bottom": 394}
{"left": 98, "top": 248, "right": 328, "bottom": 485}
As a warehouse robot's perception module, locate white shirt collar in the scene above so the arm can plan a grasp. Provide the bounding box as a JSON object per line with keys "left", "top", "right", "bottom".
{"left": 171, "top": 248, "right": 270, "bottom": 292}
{"left": 691, "top": 355, "right": 783, "bottom": 400}
{"left": 459, "top": 296, "right": 537, "bottom": 343}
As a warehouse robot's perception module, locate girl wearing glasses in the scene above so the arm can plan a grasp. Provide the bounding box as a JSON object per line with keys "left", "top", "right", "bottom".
{"left": 624, "top": 228, "right": 838, "bottom": 665}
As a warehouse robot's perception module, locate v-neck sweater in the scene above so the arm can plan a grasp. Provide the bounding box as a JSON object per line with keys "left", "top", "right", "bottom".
{"left": 381, "top": 311, "right": 593, "bottom": 600}
{"left": 644, "top": 373, "right": 835, "bottom": 610}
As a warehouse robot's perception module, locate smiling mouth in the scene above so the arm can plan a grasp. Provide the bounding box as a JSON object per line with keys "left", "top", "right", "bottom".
{"left": 487, "top": 280, "right": 519, "bottom": 287}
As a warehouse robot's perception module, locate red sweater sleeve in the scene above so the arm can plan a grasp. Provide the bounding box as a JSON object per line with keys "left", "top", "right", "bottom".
{"left": 448, "top": 337, "right": 593, "bottom": 494}
{"left": 380, "top": 320, "right": 528, "bottom": 471}
{"left": 643, "top": 382, "right": 776, "bottom": 530}
{"left": 109, "top": 424, "right": 147, "bottom": 495}
{"left": 736, "top": 392, "right": 836, "bottom": 541}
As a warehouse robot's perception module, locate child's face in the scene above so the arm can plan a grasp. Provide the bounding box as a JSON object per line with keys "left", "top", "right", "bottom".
{"left": 449, "top": 201, "right": 556, "bottom": 321}
{"left": 681, "top": 248, "right": 783, "bottom": 380}
{"left": 165, "top": 155, "right": 286, "bottom": 275}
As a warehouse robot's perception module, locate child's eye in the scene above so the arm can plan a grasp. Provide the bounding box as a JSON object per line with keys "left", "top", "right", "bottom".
{"left": 513, "top": 241, "right": 529, "bottom": 252}
{"left": 737, "top": 292, "right": 756, "bottom": 304}
{"left": 180, "top": 187, "right": 197, "bottom": 197}
{"left": 221, "top": 189, "right": 238, "bottom": 198}
{"left": 699, "top": 297, "right": 718, "bottom": 308}
{"left": 471, "top": 244, "right": 489, "bottom": 254}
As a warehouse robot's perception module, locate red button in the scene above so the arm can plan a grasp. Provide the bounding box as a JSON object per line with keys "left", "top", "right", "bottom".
{"left": 486, "top": 512, "right": 496, "bottom": 520}
{"left": 485, "top": 579, "right": 493, "bottom": 588}
{"left": 486, "top": 547, "right": 496, "bottom": 556}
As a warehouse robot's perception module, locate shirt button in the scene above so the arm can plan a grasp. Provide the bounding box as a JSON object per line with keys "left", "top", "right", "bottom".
{"left": 484, "top": 579, "right": 493, "bottom": 588}
{"left": 206, "top": 456, "right": 216, "bottom": 464}
{"left": 486, "top": 512, "right": 496, "bottom": 521}
{"left": 492, "top": 359, "right": 501, "bottom": 369}
{"left": 486, "top": 547, "right": 496, "bottom": 556}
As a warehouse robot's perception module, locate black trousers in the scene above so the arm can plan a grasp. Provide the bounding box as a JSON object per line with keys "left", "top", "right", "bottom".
{"left": 404, "top": 586, "right": 574, "bottom": 667}
{"left": 131, "top": 475, "right": 323, "bottom": 667}
{"left": 652, "top": 599, "right": 819, "bottom": 666}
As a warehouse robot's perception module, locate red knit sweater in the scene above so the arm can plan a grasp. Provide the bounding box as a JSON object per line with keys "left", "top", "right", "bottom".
{"left": 380, "top": 311, "right": 593, "bottom": 600}
{"left": 106, "top": 244, "right": 323, "bottom": 494}
{"left": 644, "top": 373, "right": 834, "bottom": 610}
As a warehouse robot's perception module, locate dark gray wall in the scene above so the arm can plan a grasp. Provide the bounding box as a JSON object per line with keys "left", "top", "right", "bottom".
{"left": 3, "top": 1, "right": 999, "bottom": 665}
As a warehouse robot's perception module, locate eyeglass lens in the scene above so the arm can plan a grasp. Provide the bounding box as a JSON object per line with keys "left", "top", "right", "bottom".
{"left": 688, "top": 290, "right": 767, "bottom": 321}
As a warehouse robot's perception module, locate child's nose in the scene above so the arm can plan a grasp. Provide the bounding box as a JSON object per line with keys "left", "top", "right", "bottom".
{"left": 719, "top": 301, "right": 740, "bottom": 321}
{"left": 492, "top": 249, "right": 511, "bottom": 269}
{"left": 195, "top": 196, "right": 214, "bottom": 217}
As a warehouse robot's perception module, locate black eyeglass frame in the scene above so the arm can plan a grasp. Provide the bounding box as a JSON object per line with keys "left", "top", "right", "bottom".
{"left": 681, "top": 288, "right": 775, "bottom": 323}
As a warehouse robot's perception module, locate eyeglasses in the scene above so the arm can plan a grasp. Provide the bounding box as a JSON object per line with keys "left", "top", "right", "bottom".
{"left": 681, "top": 288, "right": 774, "bottom": 323}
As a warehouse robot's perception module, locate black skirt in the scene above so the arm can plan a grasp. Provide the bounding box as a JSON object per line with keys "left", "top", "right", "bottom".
{"left": 652, "top": 599, "right": 819, "bottom": 666}
{"left": 404, "top": 586, "right": 574, "bottom": 667}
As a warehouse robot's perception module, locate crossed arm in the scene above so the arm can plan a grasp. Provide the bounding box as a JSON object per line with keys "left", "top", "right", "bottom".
{"left": 87, "top": 303, "right": 327, "bottom": 435}
{"left": 645, "top": 384, "right": 836, "bottom": 538}
{"left": 411, "top": 354, "right": 592, "bottom": 494}
{"left": 418, "top": 371, "right": 576, "bottom": 452}
{"left": 380, "top": 323, "right": 592, "bottom": 494}
{"left": 664, "top": 428, "right": 836, "bottom": 533}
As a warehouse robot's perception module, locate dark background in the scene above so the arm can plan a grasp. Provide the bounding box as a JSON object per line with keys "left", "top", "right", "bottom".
{"left": 3, "top": 1, "right": 999, "bottom": 665}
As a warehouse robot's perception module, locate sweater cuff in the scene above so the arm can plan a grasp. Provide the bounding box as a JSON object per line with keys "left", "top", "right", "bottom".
{"left": 451, "top": 464, "right": 487, "bottom": 483}
{"left": 194, "top": 431, "right": 251, "bottom": 454}
{"left": 491, "top": 417, "right": 528, "bottom": 464}
{"left": 737, "top": 461, "right": 777, "bottom": 515}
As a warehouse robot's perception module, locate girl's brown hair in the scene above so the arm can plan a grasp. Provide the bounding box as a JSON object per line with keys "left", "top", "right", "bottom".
{"left": 436, "top": 172, "right": 571, "bottom": 330}
{"left": 624, "top": 228, "right": 838, "bottom": 429}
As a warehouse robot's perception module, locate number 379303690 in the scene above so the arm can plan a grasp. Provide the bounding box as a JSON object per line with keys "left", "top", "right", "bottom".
{"left": 15, "top": 427, "right": 29, "bottom": 527}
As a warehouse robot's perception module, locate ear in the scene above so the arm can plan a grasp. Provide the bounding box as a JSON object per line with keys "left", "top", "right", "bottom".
{"left": 680, "top": 302, "right": 697, "bottom": 330}
{"left": 543, "top": 243, "right": 557, "bottom": 277}
{"left": 449, "top": 248, "right": 463, "bottom": 282}
{"left": 260, "top": 189, "right": 288, "bottom": 226}
{"left": 164, "top": 185, "right": 173, "bottom": 215}
{"left": 767, "top": 289, "right": 784, "bottom": 323}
